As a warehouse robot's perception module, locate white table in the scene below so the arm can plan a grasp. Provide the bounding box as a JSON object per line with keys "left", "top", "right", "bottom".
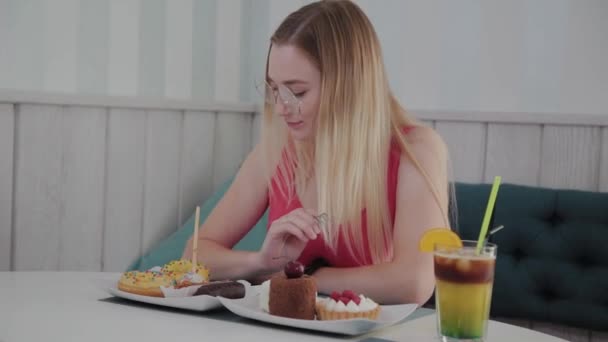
{"left": 0, "top": 272, "right": 567, "bottom": 342}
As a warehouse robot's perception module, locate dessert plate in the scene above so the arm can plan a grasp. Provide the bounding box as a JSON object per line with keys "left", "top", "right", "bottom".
{"left": 218, "top": 286, "right": 418, "bottom": 336}
{"left": 104, "top": 278, "right": 250, "bottom": 312}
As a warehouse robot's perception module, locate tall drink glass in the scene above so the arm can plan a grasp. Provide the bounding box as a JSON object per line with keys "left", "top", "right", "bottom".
{"left": 434, "top": 240, "right": 497, "bottom": 341}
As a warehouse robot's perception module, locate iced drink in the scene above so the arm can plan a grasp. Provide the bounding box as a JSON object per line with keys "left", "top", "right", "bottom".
{"left": 434, "top": 241, "right": 497, "bottom": 341}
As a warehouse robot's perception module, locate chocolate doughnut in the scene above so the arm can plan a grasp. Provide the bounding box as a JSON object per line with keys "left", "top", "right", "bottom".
{"left": 193, "top": 280, "right": 246, "bottom": 299}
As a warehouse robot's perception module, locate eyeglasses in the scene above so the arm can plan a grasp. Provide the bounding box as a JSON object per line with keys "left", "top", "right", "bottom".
{"left": 256, "top": 81, "right": 302, "bottom": 116}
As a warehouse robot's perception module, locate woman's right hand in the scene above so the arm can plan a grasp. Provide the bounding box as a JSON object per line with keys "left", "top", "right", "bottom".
{"left": 256, "top": 208, "right": 322, "bottom": 273}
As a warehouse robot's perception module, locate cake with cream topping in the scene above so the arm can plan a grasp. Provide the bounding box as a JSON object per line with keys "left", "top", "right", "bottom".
{"left": 258, "top": 261, "right": 317, "bottom": 320}
{"left": 315, "top": 290, "right": 380, "bottom": 320}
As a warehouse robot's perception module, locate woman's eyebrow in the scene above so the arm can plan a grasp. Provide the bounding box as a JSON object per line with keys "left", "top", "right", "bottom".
{"left": 267, "top": 77, "right": 308, "bottom": 86}
{"left": 283, "top": 79, "right": 308, "bottom": 85}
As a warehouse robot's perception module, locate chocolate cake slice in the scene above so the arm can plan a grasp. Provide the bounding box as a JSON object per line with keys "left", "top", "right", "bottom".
{"left": 268, "top": 273, "right": 317, "bottom": 320}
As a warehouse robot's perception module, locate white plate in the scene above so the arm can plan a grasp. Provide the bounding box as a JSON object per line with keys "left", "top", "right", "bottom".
{"left": 218, "top": 286, "right": 418, "bottom": 336}
{"left": 105, "top": 279, "right": 250, "bottom": 312}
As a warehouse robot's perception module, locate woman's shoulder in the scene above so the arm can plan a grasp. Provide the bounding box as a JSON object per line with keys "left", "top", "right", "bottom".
{"left": 401, "top": 125, "right": 447, "bottom": 157}
{"left": 403, "top": 125, "right": 444, "bottom": 145}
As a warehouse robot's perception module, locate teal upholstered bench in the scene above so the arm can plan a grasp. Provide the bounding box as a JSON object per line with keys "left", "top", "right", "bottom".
{"left": 455, "top": 182, "right": 608, "bottom": 333}
{"left": 130, "top": 179, "right": 608, "bottom": 334}
{"left": 128, "top": 178, "right": 267, "bottom": 270}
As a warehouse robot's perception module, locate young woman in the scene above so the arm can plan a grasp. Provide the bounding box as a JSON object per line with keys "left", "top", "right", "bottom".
{"left": 183, "top": 0, "right": 450, "bottom": 305}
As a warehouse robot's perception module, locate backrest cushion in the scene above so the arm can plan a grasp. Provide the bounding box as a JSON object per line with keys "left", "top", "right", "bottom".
{"left": 128, "top": 177, "right": 267, "bottom": 271}
{"left": 456, "top": 182, "right": 608, "bottom": 331}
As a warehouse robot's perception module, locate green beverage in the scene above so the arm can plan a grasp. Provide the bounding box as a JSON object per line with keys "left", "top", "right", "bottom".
{"left": 434, "top": 241, "right": 497, "bottom": 341}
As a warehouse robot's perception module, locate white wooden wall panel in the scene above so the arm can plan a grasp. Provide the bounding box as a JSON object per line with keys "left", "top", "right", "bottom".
{"left": 59, "top": 107, "right": 105, "bottom": 271}
{"left": 14, "top": 105, "right": 63, "bottom": 270}
{"left": 164, "top": 0, "right": 193, "bottom": 98}
{"left": 418, "top": 119, "right": 435, "bottom": 129}
{"left": 0, "top": 105, "right": 14, "bottom": 271}
{"left": 0, "top": 0, "right": 9, "bottom": 90}
{"left": 214, "top": 0, "right": 241, "bottom": 102}
{"left": 141, "top": 110, "right": 181, "bottom": 254}
{"left": 435, "top": 122, "right": 486, "bottom": 183}
{"left": 212, "top": 112, "right": 252, "bottom": 188}
{"left": 396, "top": 0, "right": 441, "bottom": 109}
{"left": 179, "top": 111, "right": 216, "bottom": 226}
{"left": 531, "top": 322, "right": 589, "bottom": 342}
{"left": 540, "top": 125, "right": 601, "bottom": 191}
{"left": 600, "top": 127, "right": 608, "bottom": 193}
{"left": 485, "top": 123, "right": 541, "bottom": 186}
{"left": 43, "top": 0, "right": 78, "bottom": 93}
{"left": 108, "top": 0, "right": 140, "bottom": 96}
{"left": 478, "top": 0, "right": 525, "bottom": 111}
{"left": 269, "top": 0, "right": 302, "bottom": 34}
{"left": 103, "top": 109, "right": 146, "bottom": 272}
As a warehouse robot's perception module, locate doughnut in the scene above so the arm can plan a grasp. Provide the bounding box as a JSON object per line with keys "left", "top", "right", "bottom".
{"left": 117, "top": 270, "right": 173, "bottom": 297}
{"left": 117, "top": 260, "right": 210, "bottom": 297}
{"left": 193, "top": 280, "right": 246, "bottom": 299}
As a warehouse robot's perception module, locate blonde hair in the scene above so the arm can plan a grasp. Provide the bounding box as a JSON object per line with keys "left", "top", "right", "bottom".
{"left": 261, "top": 0, "right": 448, "bottom": 264}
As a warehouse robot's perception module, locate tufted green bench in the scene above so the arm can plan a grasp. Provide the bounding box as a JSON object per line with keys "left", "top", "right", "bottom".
{"left": 131, "top": 180, "right": 608, "bottom": 335}
{"left": 455, "top": 182, "right": 608, "bottom": 334}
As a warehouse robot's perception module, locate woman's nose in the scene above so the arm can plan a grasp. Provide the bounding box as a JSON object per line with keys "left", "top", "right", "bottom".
{"left": 276, "top": 100, "right": 291, "bottom": 116}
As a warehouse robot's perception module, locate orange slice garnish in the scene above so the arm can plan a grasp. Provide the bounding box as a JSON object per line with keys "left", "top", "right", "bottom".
{"left": 418, "top": 228, "right": 463, "bottom": 252}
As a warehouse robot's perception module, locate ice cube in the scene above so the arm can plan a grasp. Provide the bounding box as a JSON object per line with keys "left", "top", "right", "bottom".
{"left": 456, "top": 258, "right": 472, "bottom": 273}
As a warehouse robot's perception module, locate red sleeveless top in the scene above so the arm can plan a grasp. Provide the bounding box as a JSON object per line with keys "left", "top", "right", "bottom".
{"left": 267, "top": 128, "right": 411, "bottom": 268}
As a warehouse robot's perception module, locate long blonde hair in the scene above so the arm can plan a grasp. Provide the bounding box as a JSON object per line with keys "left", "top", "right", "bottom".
{"left": 261, "top": 0, "right": 448, "bottom": 264}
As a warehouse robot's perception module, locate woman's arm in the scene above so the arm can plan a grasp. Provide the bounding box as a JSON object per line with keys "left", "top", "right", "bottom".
{"left": 313, "top": 126, "right": 449, "bottom": 305}
{"left": 182, "top": 143, "right": 270, "bottom": 281}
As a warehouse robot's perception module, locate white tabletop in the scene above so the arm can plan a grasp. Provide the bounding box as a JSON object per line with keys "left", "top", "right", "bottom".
{"left": 0, "top": 272, "right": 567, "bottom": 342}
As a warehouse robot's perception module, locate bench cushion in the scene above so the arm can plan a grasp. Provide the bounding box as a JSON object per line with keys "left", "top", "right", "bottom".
{"left": 456, "top": 182, "right": 608, "bottom": 331}
{"left": 128, "top": 177, "right": 267, "bottom": 271}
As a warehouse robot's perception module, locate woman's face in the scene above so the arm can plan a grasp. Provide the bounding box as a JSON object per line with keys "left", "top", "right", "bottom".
{"left": 267, "top": 44, "right": 321, "bottom": 141}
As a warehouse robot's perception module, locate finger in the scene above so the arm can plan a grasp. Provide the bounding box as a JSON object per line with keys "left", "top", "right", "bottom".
{"left": 310, "top": 222, "right": 321, "bottom": 235}
{"left": 270, "top": 220, "right": 309, "bottom": 242}
{"left": 275, "top": 209, "right": 319, "bottom": 236}
{"left": 299, "top": 209, "right": 327, "bottom": 227}
{"left": 285, "top": 216, "right": 317, "bottom": 239}
{"left": 293, "top": 208, "right": 320, "bottom": 228}
{"left": 281, "top": 222, "right": 310, "bottom": 243}
{"left": 303, "top": 208, "right": 318, "bottom": 216}
{"left": 289, "top": 216, "right": 317, "bottom": 240}
{"left": 298, "top": 210, "right": 322, "bottom": 234}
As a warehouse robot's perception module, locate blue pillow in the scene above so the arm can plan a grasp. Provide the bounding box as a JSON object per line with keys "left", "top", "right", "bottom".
{"left": 127, "top": 177, "right": 268, "bottom": 271}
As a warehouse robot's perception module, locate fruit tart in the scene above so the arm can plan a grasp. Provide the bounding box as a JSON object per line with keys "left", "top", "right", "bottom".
{"left": 315, "top": 290, "right": 380, "bottom": 320}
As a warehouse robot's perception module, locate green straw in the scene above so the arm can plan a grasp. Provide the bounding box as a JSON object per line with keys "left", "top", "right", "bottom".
{"left": 477, "top": 176, "right": 502, "bottom": 253}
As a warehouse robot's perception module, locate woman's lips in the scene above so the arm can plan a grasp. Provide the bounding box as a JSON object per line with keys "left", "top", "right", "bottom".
{"left": 286, "top": 121, "right": 304, "bottom": 129}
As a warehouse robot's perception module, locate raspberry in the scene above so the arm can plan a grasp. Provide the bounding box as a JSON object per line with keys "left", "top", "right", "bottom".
{"left": 351, "top": 295, "right": 361, "bottom": 305}
{"left": 330, "top": 291, "right": 341, "bottom": 302}
{"left": 339, "top": 296, "right": 351, "bottom": 305}
{"left": 342, "top": 290, "right": 357, "bottom": 300}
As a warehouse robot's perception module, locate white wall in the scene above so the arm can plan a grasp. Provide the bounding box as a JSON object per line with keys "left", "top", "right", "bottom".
{"left": 1, "top": 0, "right": 607, "bottom": 115}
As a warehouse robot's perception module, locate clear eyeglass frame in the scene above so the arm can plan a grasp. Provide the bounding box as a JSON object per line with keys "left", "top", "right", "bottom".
{"left": 255, "top": 80, "right": 302, "bottom": 116}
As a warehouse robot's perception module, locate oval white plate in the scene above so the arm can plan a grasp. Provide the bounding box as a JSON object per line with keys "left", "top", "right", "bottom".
{"left": 218, "top": 286, "right": 418, "bottom": 336}
{"left": 106, "top": 279, "right": 250, "bottom": 312}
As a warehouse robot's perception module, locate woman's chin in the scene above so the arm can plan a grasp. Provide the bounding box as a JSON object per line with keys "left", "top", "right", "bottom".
{"left": 288, "top": 128, "right": 312, "bottom": 141}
